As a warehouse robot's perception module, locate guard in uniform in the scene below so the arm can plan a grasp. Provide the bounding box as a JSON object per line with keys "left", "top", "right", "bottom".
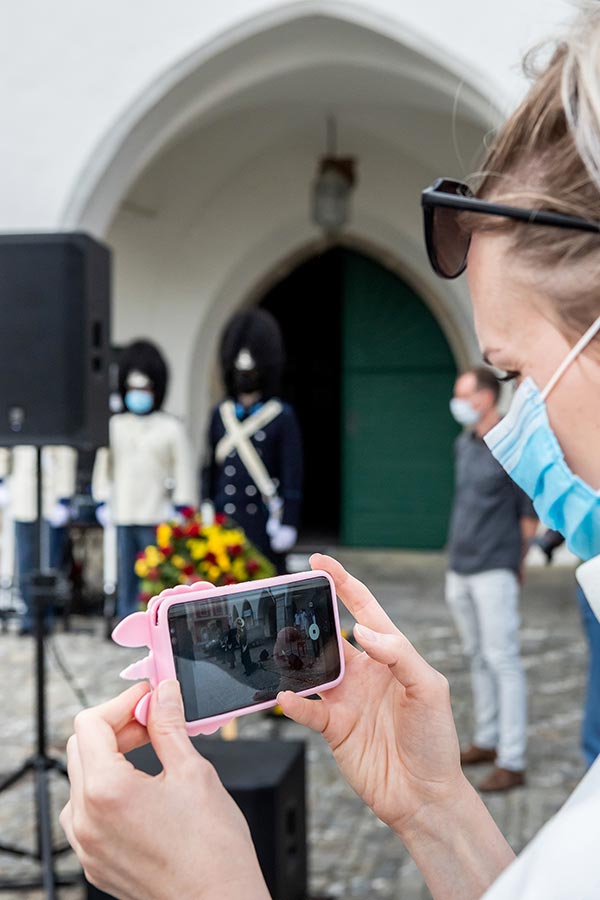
{"left": 201, "top": 309, "right": 303, "bottom": 571}
{"left": 92, "top": 340, "right": 195, "bottom": 620}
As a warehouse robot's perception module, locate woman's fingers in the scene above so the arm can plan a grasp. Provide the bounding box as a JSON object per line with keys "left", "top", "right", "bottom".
{"left": 354, "top": 623, "right": 439, "bottom": 691}
{"left": 65, "top": 735, "right": 84, "bottom": 806}
{"left": 74, "top": 682, "right": 150, "bottom": 776}
{"left": 59, "top": 800, "right": 83, "bottom": 857}
{"left": 311, "top": 554, "right": 396, "bottom": 634}
{"left": 342, "top": 636, "right": 361, "bottom": 661}
{"left": 277, "top": 691, "right": 330, "bottom": 734}
{"left": 115, "top": 720, "right": 150, "bottom": 755}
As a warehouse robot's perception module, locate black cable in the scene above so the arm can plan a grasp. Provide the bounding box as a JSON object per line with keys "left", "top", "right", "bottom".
{"left": 46, "top": 635, "right": 91, "bottom": 709}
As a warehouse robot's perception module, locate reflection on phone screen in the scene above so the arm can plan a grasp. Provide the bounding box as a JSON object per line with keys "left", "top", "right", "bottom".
{"left": 168, "top": 575, "right": 340, "bottom": 721}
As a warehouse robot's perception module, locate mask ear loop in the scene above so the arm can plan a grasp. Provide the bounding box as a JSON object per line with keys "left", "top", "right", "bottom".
{"left": 541, "top": 314, "right": 600, "bottom": 401}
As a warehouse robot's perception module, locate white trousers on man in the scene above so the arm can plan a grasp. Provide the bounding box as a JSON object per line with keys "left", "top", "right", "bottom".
{"left": 446, "top": 568, "right": 527, "bottom": 772}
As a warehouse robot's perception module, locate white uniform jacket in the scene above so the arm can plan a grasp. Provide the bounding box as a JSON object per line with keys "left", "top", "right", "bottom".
{"left": 92, "top": 411, "right": 195, "bottom": 526}
{"left": 0, "top": 445, "right": 77, "bottom": 523}
{"left": 482, "top": 554, "right": 600, "bottom": 899}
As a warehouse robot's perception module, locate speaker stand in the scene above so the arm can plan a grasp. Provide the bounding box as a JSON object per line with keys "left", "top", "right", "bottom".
{"left": 0, "top": 574, "right": 80, "bottom": 893}
{"left": 0, "top": 448, "right": 79, "bottom": 895}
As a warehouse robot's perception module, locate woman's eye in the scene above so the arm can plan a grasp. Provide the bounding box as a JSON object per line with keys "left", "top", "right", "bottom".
{"left": 497, "top": 370, "right": 520, "bottom": 383}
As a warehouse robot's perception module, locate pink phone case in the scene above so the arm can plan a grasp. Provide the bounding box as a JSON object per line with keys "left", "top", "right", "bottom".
{"left": 112, "top": 570, "right": 346, "bottom": 735}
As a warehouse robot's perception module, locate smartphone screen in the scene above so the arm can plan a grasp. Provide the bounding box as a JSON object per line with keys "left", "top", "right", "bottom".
{"left": 168, "top": 575, "right": 341, "bottom": 722}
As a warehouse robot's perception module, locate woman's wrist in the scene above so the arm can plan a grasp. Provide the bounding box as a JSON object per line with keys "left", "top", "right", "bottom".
{"left": 395, "top": 774, "right": 515, "bottom": 900}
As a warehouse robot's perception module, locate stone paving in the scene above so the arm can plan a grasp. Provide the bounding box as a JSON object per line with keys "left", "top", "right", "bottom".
{"left": 0, "top": 550, "right": 588, "bottom": 899}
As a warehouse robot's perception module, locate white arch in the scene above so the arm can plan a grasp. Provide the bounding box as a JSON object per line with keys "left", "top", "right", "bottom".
{"left": 62, "top": 0, "right": 503, "bottom": 236}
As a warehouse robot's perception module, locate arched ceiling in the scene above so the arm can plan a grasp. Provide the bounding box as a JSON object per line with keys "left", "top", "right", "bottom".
{"left": 65, "top": 7, "right": 500, "bottom": 233}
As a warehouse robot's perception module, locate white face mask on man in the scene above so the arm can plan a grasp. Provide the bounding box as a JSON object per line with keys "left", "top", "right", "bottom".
{"left": 449, "top": 397, "right": 481, "bottom": 427}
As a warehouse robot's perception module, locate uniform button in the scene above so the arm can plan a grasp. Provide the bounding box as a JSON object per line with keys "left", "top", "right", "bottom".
{"left": 225, "top": 465, "right": 236, "bottom": 477}
{"left": 255, "top": 430, "right": 266, "bottom": 442}
{"left": 245, "top": 485, "right": 257, "bottom": 497}
{"left": 225, "top": 484, "right": 236, "bottom": 496}
{"left": 246, "top": 504, "right": 257, "bottom": 515}
{"left": 224, "top": 503, "right": 236, "bottom": 515}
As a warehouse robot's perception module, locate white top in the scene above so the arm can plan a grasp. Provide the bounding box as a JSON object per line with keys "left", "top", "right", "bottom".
{"left": 0, "top": 445, "right": 77, "bottom": 522}
{"left": 482, "top": 554, "right": 600, "bottom": 899}
{"left": 92, "top": 411, "right": 195, "bottom": 525}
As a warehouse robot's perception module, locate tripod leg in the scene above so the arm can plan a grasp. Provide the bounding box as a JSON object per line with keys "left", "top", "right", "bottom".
{"left": 0, "top": 758, "right": 33, "bottom": 793}
{"left": 55, "top": 758, "right": 69, "bottom": 778}
{"left": 35, "top": 763, "right": 57, "bottom": 899}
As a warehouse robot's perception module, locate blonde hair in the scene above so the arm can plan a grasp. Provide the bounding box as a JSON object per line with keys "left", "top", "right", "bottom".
{"left": 468, "top": 3, "right": 600, "bottom": 339}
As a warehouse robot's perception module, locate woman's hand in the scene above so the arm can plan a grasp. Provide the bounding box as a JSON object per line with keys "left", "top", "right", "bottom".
{"left": 278, "top": 554, "right": 463, "bottom": 833}
{"left": 278, "top": 555, "right": 514, "bottom": 900}
{"left": 60, "top": 681, "right": 269, "bottom": 900}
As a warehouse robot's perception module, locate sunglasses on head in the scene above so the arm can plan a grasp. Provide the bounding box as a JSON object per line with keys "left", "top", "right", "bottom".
{"left": 421, "top": 177, "right": 600, "bottom": 279}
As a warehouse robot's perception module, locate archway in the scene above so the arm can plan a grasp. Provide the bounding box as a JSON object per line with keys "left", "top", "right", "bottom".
{"left": 63, "top": 4, "right": 501, "bottom": 235}
{"left": 71, "top": 5, "right": 494, "bottom": 436}
{"left": 259, "top": 247, "right": 459, "bottom": 548}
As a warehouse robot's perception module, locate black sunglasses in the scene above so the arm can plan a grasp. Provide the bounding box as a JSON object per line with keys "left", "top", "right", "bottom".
{"left": 421, "top": 177, "right": 600, "bottom": 279}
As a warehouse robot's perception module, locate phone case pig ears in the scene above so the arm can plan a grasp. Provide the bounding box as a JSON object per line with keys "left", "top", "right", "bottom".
{"left": 112, "top": 611, "right": 151, "bottom": 648}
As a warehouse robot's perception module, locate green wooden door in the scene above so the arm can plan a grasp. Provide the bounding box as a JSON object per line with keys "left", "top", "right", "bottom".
{"left": 341, "top": 251, "right": 459, "bottom": 548}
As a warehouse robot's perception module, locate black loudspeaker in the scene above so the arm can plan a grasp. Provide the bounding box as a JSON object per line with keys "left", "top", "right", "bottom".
{"left": 85, "top": 739, "right": 307, "bottom": 900}
{"left": 0, "top": 233, "right": 111, "bottom": 447}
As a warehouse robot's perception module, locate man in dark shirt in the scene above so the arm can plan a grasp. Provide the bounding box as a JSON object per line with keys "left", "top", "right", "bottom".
{"left": 447, "top": 367, "right": 537, "bottom": 792}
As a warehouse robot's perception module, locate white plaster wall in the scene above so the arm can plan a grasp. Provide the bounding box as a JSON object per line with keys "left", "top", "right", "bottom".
{"left": 107, "top": 101, "right": 482, "bottom": 448}
{"left": 0, "top": 0, "right": 574, "bottom": 232}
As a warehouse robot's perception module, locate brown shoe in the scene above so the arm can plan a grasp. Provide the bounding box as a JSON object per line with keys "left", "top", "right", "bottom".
{"left": 460, "top": 745, "right": 497, "bottom": 766}
{"left": 478, "top": 767, "right": 526, "bottom": 793}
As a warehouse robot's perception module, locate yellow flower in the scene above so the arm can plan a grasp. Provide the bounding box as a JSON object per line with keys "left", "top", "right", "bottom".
{"left": 208, "top": 565, "right": 221, "bottom": 582}
{"left": 217, "top": 554, "right": 231, "bottom": 572}
{"left": 178, "top": 573, "right": 189, "bottom": 584}
{"left": 145, "top": 546, "right": 164, "bottom": 568}
{"left": 172, "top": 555, "right": 186, "bottom": 570}
{"left": 232, "top": 559, "right": 247, "bottom": 581}
{"left": 188, "top": 539, "right": 208, "bottom": 561}
{"left": 207, "top": 533, "right": 225, "bottom": 553}
{"left": 134, "top": 559, "right": 149, "bottom": 578}
{"left": 156, "top": 524, "right": 173, "bottom": 549}
{"left": 223, "top": 530, "right": 245, "bottom": 547}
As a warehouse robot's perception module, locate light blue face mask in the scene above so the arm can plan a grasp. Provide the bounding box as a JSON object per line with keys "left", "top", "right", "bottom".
{"left": 449, "top": 397, "right": 481, "bottom": 427}
{"left": 125, "top": 389, "right": 154, "bottom": 416}
{"left": 484, "top": 315, "right": 600, "bottom": 561}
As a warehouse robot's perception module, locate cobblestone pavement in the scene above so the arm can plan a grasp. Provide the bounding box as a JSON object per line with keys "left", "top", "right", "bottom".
{"left": 0, "top": 551, "right": 587, "bottom": 899}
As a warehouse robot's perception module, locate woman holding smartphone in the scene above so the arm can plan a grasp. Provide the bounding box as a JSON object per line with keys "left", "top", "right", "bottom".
{"left": 61, "top": 6, "right": 600, "bottom": 899}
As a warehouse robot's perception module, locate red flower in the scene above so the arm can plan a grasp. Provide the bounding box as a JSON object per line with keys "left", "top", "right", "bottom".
{"left": 136, "top": 551, "right": 146, "bottom": 560}
{"left": 186, "top": 522, "right": 200, "bottom": 538}
{"left": 163, "top": 544, "right": 174, "bottom": 556}
{"left": 182, "top": 564, "right": 195, "bottom": 577}
{"left": 224, "top": 574, "right": 237, "bottom": 585}
{"left": 140, "top": 591, "right": 152, "bottom": 604}
{"left": 228, "top": 544, "right": 243, "bottom": 558}
{"left": 205, "top": 552, "right": 217, "bottom": 566}
{"left": 179, "top": 506, "right": 195, "bottom": 519}
{"left": 148, "top": 568, "right": 161, "bottom": 581}
{"left": 215, "top": 513, "right": 226, "bottom": 525}
{"left": 246, "top": 559, "right": 259, "bottom": 575}
{"left": 171, "top": 525, "right": 184, "bottom": 539}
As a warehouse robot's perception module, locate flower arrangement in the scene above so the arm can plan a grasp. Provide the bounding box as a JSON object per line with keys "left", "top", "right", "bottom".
{"left": 134, "top": 507, "right": 275, "bottom": 605}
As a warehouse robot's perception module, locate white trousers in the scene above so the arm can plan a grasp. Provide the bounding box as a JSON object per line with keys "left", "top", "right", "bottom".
{"left": 446, "top": 568, "right": 527, "bottom": 771}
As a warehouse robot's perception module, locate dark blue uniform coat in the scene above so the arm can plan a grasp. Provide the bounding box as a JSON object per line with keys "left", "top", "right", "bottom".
{"left": 201, "top": 401, "right": 303, "bottom": 562}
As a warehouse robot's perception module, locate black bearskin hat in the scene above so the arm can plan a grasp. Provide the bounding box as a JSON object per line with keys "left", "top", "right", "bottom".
{"left": 118, "top": 339, "right": 169, "bottom": 410}
{"left": 220, "top": 309, "right": 284, "bottom": 399}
